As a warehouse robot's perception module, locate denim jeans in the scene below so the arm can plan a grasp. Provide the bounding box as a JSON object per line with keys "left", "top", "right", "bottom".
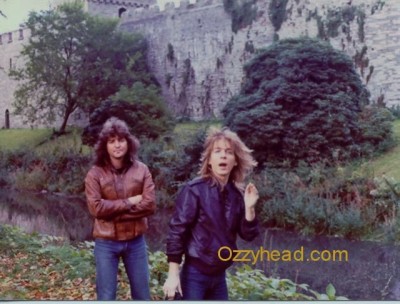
{"left": 180, "top": 263, "right": 228, "bottom": 300}
{"left": 94, "top": 235, "right": 151, "bottom": 300}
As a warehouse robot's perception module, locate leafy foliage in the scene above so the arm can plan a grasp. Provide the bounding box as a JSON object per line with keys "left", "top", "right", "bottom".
{"left": 138, "top": 126, "right": 208, "bottom": 208}
{"left": 10, "top": 1, "right": 153, "bottom": 133}
{"left": 357, "top": 106, "right": 395, "bottom": 155}
{"left": 0, "top": 225, "right": 346, "bottom": 300}
{"left": 388, "top": 105, "right": 400, "bottom": 119}
{"left": 223, "top": 37, "right": 376, "bottom": 167}
{"left": 0, "top": 130, "right": 91, "bottom": 194}
{"left": 253, "top": 160, "right": 400, "bottom": 239}
{"left": 82, "top": 82, "right": 175, "bottom": 146}
{"left": 227, "top": 265, "right": 347, "bottom": 300}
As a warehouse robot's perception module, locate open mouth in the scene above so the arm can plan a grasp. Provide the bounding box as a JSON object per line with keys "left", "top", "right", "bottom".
{"left": 219, "top": 163, "right": 228, "bottom": 168}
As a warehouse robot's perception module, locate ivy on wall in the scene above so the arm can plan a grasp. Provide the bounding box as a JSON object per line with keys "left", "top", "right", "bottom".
{"left": 223, "top": 0, "right": 258, "bottom": 33}
{"left": 301, "top": 1, "right": 387, "bottom": 85}
{"left": 268, "top": 0, "right": 289, "bottom": 32}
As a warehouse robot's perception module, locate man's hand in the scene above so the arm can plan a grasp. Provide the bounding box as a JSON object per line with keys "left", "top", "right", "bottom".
{"left": 127, "top": 195, "right": 142, "bottom": 206}
{"left": 244, "top": 183, "right": 259, "bottom": 221}
{"left": 163, "top": 262, "right": 182, "bottom": 300}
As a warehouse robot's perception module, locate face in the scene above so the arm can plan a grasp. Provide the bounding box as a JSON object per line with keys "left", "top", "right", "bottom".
{"left": 106, "top": 136, "right": 128, "bottom": 162}
{"left": 208, "top": 138, "right": 237, "bottom": 184}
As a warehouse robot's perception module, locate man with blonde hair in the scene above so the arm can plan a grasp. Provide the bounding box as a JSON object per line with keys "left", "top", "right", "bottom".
{"left": 163, "top": 127, "right": 260, "bottom": 300}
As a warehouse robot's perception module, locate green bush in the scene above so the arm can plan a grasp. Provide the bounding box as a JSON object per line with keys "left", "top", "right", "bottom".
{"left": 14, "top": 166, "right": 49, "bottom": 192}
{"left": 138, "top": 127, "right": 207, "bottom": 208}
{"left": 357, "top": 106, "right": 395, "bottom": 156}
{"left": 255, "top": 163, "right": 393, "bottom": 238}
{"left": 227, "top": 265, "right": 347, "bottom": 300}
{"left": 223, "top": 37, "right": 391, "bottom": 167}
{"left": 0, "top": 148, "right": 91, "bottom": 194}
{"left": 388, "top": 105, "right": 400, "bottom": 119}
{"left": 82, "top": 82, "right": 175, "bottom": 146}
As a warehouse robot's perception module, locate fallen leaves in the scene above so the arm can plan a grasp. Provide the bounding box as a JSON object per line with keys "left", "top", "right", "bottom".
{"left": 0, "top": 225, "right": 164, "bottom": 300}
{"left": 0, "top": 250, "right": 97, "bottom": 300}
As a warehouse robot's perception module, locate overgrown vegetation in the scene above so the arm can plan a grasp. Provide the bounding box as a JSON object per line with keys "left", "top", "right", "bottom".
{"left": 223, "top": 37, "right": 393, "bottom": 167}
{"left": 10, "top": 2, "right": 156, "bottom": 134}
{"left": 0, "top": 130, "right": 90, "bottom": 194}
{"left": 303, "top": 4, "right": 366, "bottom": 42}
{"left": 82, "top": 82, "right": 175, "bottom": 146}
{"left": 1, "top": 117, "right": 400, "bottom": 241}
{"left": 0, "top": 122, "right": 214, "bottom": 205}
{"left": 268, "top": 0, "right": 289, "bottom": 32}
{"left": 223, "top": 0, "right": 258, "bottom": 33}
{"left": 227, "top": 265, "right": 347, "bottom": 300}
{"left": 0, "top": 225, "right": 346, "bottom": 300}
{"left": 0, "top": 129, "right": 52, "bottom": 151}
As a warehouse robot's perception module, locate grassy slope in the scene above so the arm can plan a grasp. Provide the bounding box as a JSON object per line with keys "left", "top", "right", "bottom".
{"left": 359, "top": 119, "right": 400, "bottom": 180}
{"left": 0, "top": 128, "right": 90, "bottom": 155}
{"left": 0, "top": 122, "right": 219, "bottom": 152}
{"left": 0, "top": 129, "right": 52, "bottom": 151}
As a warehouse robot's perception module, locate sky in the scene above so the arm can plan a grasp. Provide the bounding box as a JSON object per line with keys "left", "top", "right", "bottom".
{"left": 0, "top": 0, "right": 191, "bottom": 33}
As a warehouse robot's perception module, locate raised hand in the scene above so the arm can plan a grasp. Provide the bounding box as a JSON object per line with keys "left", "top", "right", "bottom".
{"left": 244, "top": 182, "right": 259, "bottom": 209}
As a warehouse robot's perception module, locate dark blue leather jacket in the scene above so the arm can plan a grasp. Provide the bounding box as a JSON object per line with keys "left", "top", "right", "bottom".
{"left": 166, "top": 177, "right": 259, "bottom": 274}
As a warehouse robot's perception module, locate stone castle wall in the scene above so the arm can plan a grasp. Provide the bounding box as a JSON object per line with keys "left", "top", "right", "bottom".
{"left": 99, "top": 0, "right": 400, "bottom": 119}
{"left": 0, "top": 29, "right": 28, "bottom": 128}
{"left": 0, "top": 0, "right": 399, "bottom": 127}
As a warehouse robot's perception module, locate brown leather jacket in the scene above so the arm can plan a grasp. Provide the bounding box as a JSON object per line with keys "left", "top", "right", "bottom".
{"left": 85, "top": 160, "right": 156, "bottom": 240}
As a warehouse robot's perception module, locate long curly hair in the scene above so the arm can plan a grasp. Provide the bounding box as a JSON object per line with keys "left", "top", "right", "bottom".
{"left": 94, "top": 117, "right": 140, "bottom": 167}
{"left": 198, "top": 127, "right": 257, "bottom": 186}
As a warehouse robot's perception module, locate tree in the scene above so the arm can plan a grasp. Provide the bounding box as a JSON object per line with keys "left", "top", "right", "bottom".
{"left": 10, "top": 1, "right": 154, "bottom": 134}
{"left": 223, "top": 37, "right": 372, "bottom": 166}
{"left": 82, "top": 82, "right": 175, "bottom": 146}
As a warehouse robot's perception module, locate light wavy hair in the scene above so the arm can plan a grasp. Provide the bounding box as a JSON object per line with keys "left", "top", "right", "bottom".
{"left": 198, "top": 127, "right": 257, "bottom": 185}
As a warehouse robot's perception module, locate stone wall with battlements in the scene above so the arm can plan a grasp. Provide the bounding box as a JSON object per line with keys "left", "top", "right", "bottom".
{"left": 0, "top": 0, "right": 399, "bottom": 127}
{"left": 112, "top": 0, "right": 400, "bottom": 119}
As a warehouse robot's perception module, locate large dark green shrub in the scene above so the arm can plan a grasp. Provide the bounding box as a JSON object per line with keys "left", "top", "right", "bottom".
{"left": 223, "top": 37, "right": 372, "bottom": 166}
{"left": 82, "top": 82, "right": 175, "bottom": 146}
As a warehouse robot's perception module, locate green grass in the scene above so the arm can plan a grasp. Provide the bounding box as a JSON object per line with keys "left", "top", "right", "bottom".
{"left": 0, "top": 122, "right": 222, "bottom": 153}
{"left": 356, "top": 120, "right": 400, "bottom": 180}
{"left": 0, "top": 128, "right": 90, "bottom": 155}
{"left": 0, "top": 129, "right": 52, "bottom": 151}
{"left": 172, "top": 120, "right": 221, "bottom": 143}
{"left": 34, "top": 128, "right": 91, "bottom": 156}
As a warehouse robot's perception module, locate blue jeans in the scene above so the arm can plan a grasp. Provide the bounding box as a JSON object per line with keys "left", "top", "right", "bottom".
{"left": 180, "top": 263, "right": 228, "bottom": 300}
{"left": 94, "top": 235, "right": 150, "bottom": 300}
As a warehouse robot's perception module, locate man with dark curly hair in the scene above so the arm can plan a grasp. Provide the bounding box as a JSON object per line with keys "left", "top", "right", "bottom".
{"left": 85, "top": 117, "right": 156, "bottom": 300}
